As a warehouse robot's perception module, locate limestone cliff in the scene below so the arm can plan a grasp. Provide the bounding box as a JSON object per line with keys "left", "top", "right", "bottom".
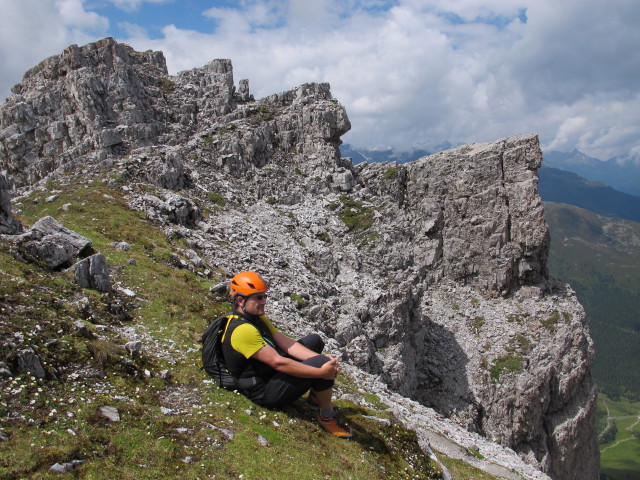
{"left": 0, "top": 38, "right": 598, "bottom": 479}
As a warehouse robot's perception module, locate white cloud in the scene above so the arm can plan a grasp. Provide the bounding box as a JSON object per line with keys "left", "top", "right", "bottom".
{"left": 57, "top": 0, "right": 108, "bottom": 29}
{"left": 547, "top": 116, "right": 588, "bottom": 152}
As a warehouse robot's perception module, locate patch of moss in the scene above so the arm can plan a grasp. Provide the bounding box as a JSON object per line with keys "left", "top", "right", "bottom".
{"left": 490, "top": 354, "right": 524, "bottom": 381}
{"left": 383, "top": 166, "right": 400, "bottom": 180}
{"left": 541, "top": 310, "right": 562, "bottom": 331}
{"left": 289, "top": 293, "right": 305, "bottom": 309}
{"left": 316, "top": 231, "right": 331, "bottom": 243}
{"left": 158, "top": 77, "right": 176, "bottom": 94}
{"left": 471, "top": 316, "right": 485, "bottom": 333}
{"left": 337, "top": 195, "right": 375, "bottom": 231}
{"left": 207, "top": 192, "right": 226, "bottom": 207}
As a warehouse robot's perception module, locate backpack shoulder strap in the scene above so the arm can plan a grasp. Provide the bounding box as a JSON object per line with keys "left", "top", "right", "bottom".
{"left": 220, "top": 313, "right": 240, "bottom": 343}
{"left": 200, "top": 312, "right": 235, "bottom": 343}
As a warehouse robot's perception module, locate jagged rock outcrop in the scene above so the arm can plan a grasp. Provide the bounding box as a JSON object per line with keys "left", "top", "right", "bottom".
{"left": 0, "top": 38, "right": 599, "bottom": 479}
{"left": 0, "top": 38, "right": 169, "bottom": 185}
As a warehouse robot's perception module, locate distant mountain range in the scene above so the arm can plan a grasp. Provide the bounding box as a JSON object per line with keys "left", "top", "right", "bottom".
{"left": 543, "top": 149, "right": 640, "bottom": 197}
{"left": 340, "top": 143, "right": 431, "bottom": 164}
{"left": 538, "top": 166, "right": 640, "bottom": 222}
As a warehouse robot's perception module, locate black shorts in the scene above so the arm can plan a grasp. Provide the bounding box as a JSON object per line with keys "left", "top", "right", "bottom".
{"left": 249, "top": 333, "right": 334, "bottom": 408}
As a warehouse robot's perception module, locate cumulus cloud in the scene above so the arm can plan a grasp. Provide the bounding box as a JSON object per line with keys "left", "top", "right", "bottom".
{"left": 1, "top": 0, "right": 639, "bottom": 160}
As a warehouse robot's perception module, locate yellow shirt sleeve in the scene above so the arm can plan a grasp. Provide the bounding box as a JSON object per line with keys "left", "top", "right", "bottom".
{"left": 230, "top": 323, "right": 268, "bottom": 359}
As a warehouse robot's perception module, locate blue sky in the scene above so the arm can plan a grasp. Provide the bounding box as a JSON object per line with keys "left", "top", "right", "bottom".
{"left": 1, "top": 0, "right": 639, "bottom": 163}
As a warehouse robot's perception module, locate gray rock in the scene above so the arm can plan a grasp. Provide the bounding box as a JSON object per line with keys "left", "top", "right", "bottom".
{"left": 73, "top": 253, "right": 112, "bottom": 292}
{"left": 209, "top": 282, "right": 228, "bottom": 294}
{"left": 145, "top": 153, "right": 189, "bottom": 190}
{"left": 0, "top": 361, "right": 12, "bottom": 378}
{"left": 109, "top": 241, "right": 131, "bottom": 251}
{"left": 67, "top": 368, "right": 106, "bottom": 381}
{"left": 98, "top": 406, "right": 120, "bottom": 422}
{"left": 14, "top": 216, "right": 92, "bottom": 269}
{"left": 205, "top": 423, "right": 234, "bottom": 441}
{"left": 125, "top": 340, "right": 142, "bottom": 357}
{"left": 50, "top": 462, "right": 73, "bottom": 473}
{"left": 131, "top": 193, "right": 201, "bottom": 227}
{"left": 1, "top": 38, "right": 168, "bottom": 185}
{"left": 72, "top": 320, "right": 96, "bottom": 339}
{"left": 31, "top": 216, "right": 92, "bottom": 255}
{"left": 16, "top": 348, "right": 45, "bottom": 378}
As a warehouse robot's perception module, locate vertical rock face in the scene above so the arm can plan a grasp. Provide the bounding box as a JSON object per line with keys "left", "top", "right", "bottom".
{"left": 336, "top": 137, "right": 598, "bottom": 479}
{"left": 0, "top": 39, "right": 599, "bottom": 479}
{"left": 359, "top": 135, "right": 549, "bottom": 296}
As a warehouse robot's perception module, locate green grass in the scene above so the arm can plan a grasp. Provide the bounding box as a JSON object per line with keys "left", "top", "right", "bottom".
{"left": 0, "top": 179, "right": 446, "bottom": 480}
{"left": 597, "top": 394, "right": 640, "bottom": 480}
{"left": 438, "top": 455, "right": 498, "bottom": 480}
{"left": 489, "top": 354, "right": 524, "bottom": 381}
{"left": 337, "top": 195, "right": 375, "bottom": 232}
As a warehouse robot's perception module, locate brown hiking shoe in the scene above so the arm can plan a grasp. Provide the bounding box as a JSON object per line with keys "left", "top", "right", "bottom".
{"left": 317, "top": 412, "right": 353, "bottom": 439}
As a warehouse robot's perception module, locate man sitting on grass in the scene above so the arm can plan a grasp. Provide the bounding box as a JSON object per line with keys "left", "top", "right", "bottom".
{"left": 221, "top": 271, "right": 352, "bottom": 439}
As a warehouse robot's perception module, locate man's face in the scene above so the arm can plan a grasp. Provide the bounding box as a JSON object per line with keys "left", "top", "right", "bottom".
{"left": 239, "top": 293, "right": 267, "bottom": 316}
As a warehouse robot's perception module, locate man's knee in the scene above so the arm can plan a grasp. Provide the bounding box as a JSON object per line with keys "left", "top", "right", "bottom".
{"left": 299, "top": 333, "right": 324, "bottom": 353}
{"left": 304, "top": 354, "right": 330, "bottom": 368}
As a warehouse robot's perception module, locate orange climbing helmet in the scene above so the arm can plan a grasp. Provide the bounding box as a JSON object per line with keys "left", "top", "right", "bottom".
{"left": 229, "top": 271, "right": 269, "bottom": 298}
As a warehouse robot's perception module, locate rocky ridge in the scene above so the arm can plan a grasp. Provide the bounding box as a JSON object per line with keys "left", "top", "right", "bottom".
{"left": 0, "top": 38, "right": 598, "bottom": 479}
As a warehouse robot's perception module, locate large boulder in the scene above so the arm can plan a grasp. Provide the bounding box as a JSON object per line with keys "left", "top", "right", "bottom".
{"left": 15, "top": 216, "right": 92, "bottom": 269}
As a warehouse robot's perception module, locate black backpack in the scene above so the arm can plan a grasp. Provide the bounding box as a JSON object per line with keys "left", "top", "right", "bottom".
{"left": 200, "top": 313, "right": 238, "bottom": 390}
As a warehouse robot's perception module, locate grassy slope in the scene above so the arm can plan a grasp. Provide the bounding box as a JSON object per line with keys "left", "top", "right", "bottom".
{"left": 1, "top": 179, "right": 505, "bottom": 479}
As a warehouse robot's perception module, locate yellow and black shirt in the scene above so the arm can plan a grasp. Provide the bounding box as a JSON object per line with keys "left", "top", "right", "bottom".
{"left": 221, "top": 312, "right": 283, "bottom": 380}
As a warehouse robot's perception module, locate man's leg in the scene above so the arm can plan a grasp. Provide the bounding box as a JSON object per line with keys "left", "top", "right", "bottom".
{"left": 296, "top": 333, "right": 324, "bottom": 353}
{"left": 259, "top": 354, "right": 333, "bottom": 408}
{"left": 312, "top": 387, "right": 333, "bottom": 411}
{"left": 313, "top": 386, "right": 353, "bottom": 439}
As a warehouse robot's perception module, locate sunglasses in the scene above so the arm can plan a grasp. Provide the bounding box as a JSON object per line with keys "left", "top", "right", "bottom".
{"left": 249, "top": 294, "right": 268, "bottom": 302}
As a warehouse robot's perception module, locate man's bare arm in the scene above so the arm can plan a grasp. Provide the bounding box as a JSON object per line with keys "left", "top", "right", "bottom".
{"left": 252, "top": 344, "right": 338, "bottom": 380}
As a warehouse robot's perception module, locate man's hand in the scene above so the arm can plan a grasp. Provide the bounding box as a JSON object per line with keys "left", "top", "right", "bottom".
{"left": 319, "top": 357, "right": 340, "bottom": 380}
